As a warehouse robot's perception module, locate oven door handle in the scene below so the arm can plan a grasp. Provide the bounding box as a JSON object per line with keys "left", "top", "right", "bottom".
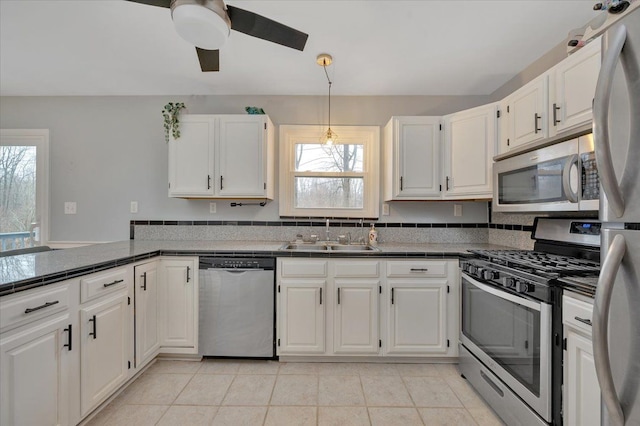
{"left": 593, "top": 234, "right": 626, "bottom": 426}
{"left": 562, "top": 154, "right": 579, "bottom": 203}
{"left": 462, "top": 273, "right": 541, "bottom": 311}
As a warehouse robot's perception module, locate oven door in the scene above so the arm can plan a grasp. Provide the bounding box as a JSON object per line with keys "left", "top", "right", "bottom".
{"left": 460, "top": 273, "right": 552, "bottom": 422}
{"left": 493, "top": 139, "right": 580, "bottom": 212}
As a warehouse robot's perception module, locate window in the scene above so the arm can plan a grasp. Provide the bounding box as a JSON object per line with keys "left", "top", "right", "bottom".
{"left": 279, "top": 125, "right": 379, "bottom": 217}
{"left": 0, "top": 129, "right": 49, "bottom": 251}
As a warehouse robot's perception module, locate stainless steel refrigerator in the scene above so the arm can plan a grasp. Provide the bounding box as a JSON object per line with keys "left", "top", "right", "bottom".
{"left": 592, "top": 4, "right": 640, "bottom": 426}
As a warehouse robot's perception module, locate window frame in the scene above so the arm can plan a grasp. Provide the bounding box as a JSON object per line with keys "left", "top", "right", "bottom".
{"left": 0, "top": 129, "right": 50, "bottom": 247}
{"left": 279, "top": 125, "right": 380, "bottom": 218}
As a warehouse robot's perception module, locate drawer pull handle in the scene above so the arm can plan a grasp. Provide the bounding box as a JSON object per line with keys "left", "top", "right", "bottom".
{"left": 410, "top": 268, "right": 429, "bottom": 272}
{"left": 319, "top": 288, "right": 323, "bottom": 305}
{"left": 103, "top": 279, "right": 124, "bottom": 288}
{"left": 534, "top": 113, "right": 541, "bottom": 133}
{"left": 186, "top": 267, "right": 191, "bottom": 283}
{"left": 64, "top": 324, "right": 72, "bottom": 351}
{"left": 24, "top": 300, "right": 59, "bottom": 314}
{"left": 337, "top": 288, "right": 341, "bottom": 305}
{"left": 575, "top": 316, "right": 592, "bottom": 326}
{"left": 89, "top": 315, "right": 97, "bottom": 339}
{"left": 391, "top": 288, "right": 395, "bottom": 304}
{"left": 481, "top": 370, "right": 504, "bottom": 397}
{"left": 141, "top": 272, "right": 147, "bottom": 291}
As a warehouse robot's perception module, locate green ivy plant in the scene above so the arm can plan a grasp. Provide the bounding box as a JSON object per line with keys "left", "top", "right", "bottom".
{"left": 162, "top": 102, "right": 186, "bottom": 143}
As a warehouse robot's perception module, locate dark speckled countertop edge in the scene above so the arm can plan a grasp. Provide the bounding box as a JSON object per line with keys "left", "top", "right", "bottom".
{"left": 0, "top": 240, "right": 514, "bottom": 297}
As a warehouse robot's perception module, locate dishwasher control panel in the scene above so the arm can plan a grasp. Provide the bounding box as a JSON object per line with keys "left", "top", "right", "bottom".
{"left": 199, "top": 257, "right": 275, "bottom": 270}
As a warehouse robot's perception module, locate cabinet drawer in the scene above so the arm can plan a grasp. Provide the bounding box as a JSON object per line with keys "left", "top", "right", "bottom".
{"left": 386, "top": 261, "right": 447, "bottom": 278}
{"left": 280, "top": 260, "right": 327, "bottom": 277}
{"left": 81, "top": 268, "right": 128, "bottom": 303}
{"left": 0, "top": 282, "right": 70, "bottom": 332}
{"left": 333, "top": 261, "right": 379, "bottom": 277}
{"left": 563, "top": 295, "right": 594, "bottom": 334}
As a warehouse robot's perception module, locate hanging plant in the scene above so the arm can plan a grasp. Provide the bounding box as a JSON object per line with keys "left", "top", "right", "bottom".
{"left": 162, "top": 102, "right": 186, "bottom": 143}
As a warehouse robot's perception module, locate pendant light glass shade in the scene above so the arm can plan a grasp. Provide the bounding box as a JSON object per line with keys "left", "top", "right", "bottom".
{"left": 318, "top": 54, "right": 337, "bottom": 145}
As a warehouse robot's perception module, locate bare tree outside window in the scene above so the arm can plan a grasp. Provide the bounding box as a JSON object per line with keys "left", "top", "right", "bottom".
{"left": 0, "top": 146, "right": 37, "bottom": 248}
{"left": 294, "top": 143, "right": 364, "bottom": 209}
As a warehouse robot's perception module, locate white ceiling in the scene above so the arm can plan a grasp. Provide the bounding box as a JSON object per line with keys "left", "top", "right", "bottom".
{"left": 0, "top": 0, "right": 598, "bottom": 96}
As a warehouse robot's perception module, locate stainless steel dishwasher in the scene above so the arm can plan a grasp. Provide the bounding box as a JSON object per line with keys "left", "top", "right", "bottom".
{"left": 198, "top": 257, "right": 275, "bottom": 358}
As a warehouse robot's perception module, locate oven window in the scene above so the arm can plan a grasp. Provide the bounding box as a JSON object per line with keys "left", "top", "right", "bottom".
{"left": 498, "top": 157, "right": 569, "bottom": 205}
{"left": 462, "top": 277, "right": 541, "bottom": 396}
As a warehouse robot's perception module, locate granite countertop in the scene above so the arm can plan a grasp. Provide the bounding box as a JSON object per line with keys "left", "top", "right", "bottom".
{"left": 0, "top": 240, "right": 513, "bottom": 296}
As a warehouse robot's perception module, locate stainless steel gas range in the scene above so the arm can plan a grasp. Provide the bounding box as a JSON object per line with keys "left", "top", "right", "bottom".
{"left": 459, "top": 218, "right": 601, "bottom": 426}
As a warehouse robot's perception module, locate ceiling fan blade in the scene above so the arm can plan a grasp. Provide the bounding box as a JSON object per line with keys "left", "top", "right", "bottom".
{"left": 124, "top": 0, "right": 171, "bottom": 7}
{"left": 196, "top": 48, "right": 220, "bottom": 72}
{"left": 226, "top": 5, "right": 308, "bottom": 51}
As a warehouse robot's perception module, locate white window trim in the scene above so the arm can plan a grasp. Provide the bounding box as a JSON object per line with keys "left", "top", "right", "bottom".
{"left": 279, "top": 125, "right": 380, "bottom": 218}
{"left": 0, "top": 129, "right": 50, "bottom": 247}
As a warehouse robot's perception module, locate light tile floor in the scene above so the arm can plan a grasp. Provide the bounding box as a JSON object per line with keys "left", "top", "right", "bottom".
{"left": 87, "top": 360, "right": 505, "bottom": 426}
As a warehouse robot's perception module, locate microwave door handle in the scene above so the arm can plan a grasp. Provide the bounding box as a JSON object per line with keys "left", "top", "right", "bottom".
{"left": 593, "top": 234, "right": 626, "bottom": 426}
{"left": 562, "top": 154, "right": 579, "bottom": 203}
{"left": 594, "top": 24, "right": 627, "bottom": 218}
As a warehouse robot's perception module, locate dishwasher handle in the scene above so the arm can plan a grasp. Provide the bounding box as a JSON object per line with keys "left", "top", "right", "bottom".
{"left": 203, "top": 268, "right": 270, "bottom": 273}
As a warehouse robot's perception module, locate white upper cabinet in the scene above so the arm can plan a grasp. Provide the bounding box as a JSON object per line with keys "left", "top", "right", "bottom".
{"left": 384, "top": 116, "right": 442, "bottom": 200}
{"left": 504, "top": 74, "right": 549, "bottom": 150}
{"left": 549, "top": 38, "right": 601, "bottom": 136}
{"left": 443, "top": 104, "right": 497, "bottom": 199}
{"left": 168, "top": 114, "right": 274, "bottom": 199}
{"left": 168, "top": 115, "right": 216, "bottom": 197}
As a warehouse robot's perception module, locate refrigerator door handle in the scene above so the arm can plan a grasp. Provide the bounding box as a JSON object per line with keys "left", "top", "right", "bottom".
{"left": 593, "top": 24, "right": 627, "bottom": 218}
{"left": 593, "top": 234, "right": 627, "bottom": 426}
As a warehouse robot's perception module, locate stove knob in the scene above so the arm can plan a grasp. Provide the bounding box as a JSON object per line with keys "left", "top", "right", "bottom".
{"left": 468, "top": 265, "right": 477, "bottom": 275}
{"left": 460, "top": 262, "right": 469, "bottom": 272}
{"left": 515, "top": 280, "right": 531, "bottom": 293}
{"left": 475, "top": 267, "right": 485, "bottom": 278}
{"left": 483, "top": 270, "right": 498, "bottom": 280}
{"left": 504, "top": 277, "right": 515, "bottom": 288}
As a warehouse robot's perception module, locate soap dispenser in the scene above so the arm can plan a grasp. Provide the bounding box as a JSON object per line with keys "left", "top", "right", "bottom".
{"left": 368, "top": 224, "right": 378, "bottom": 247}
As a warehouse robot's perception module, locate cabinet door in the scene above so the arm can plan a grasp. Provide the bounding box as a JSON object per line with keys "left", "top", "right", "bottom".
{"left": 507, "top": 76, "right": 548, "bottom": 148}
{"left": 386, "top": 280, "right": 448, "bottom": 355}
{"left": 278, "top": 280, "right": 325, "bottom": 354}
{"left": 443, "top": 104, "right": 496, "bottom": 199}
{"left": 168, "top": 115, "right": 215, "bottom": 197}
{"left": 388, "top": 117, "right": 441, "bottom": 199}
{"left": 135, "top": 261, "right": 159, "bottom": 368}
{"left": 564, "top": 327, "right": 600, "bottom": 426}
{"left": 0, "top": 313, "right": 72, "bottom": 426}
{"left": 80, "top": 293, "right": 129, "bottom": 416}
{"left": 552, "top": 39, "right": 601, "bottom": 134}
{"left": 333, "top": 280, "right": 380, "bottom": 355}
{"left": 218, "top": 115, "right": 267, "bottom": 197}
{"left": 158, "top": 258, "right": 198, "bottom": 352}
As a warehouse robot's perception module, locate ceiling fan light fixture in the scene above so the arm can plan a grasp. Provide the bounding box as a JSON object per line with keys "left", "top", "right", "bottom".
{"left": 172, "top": 1, "right": 230, "bottom": 50}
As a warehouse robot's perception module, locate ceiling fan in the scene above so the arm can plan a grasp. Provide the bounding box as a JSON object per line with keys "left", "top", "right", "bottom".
{"left": 126, "top": 0, "right": 309, "bottom": 72}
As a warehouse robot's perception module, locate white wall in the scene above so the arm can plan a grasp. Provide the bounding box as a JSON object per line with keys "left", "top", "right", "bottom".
{"left": 0, "top": 94, "right": 491, "bottom": 242}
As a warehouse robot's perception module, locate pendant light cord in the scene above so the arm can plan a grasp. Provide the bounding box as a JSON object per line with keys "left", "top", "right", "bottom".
{"left": 323, "top": 62, "right": 332, "bottom": 130}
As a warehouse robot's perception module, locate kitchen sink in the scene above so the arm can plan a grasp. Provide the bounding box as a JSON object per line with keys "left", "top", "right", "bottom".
{"left": 279, "top": 242, "right": 379, "bottom": 252}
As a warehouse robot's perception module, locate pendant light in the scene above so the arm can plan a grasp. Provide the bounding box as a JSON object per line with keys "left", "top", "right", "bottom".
{"left": 317, "top": 53, "right": 336, "bottom": 145}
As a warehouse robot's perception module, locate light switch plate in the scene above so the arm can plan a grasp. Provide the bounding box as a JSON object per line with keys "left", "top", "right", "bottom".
{"left": 130, "top": 201, "right": 138, "bottom": 214}
{"left": 210, "top": 202, "right": 217, "bottom": 214}
{"left": 382, "top": 203, "right": 390, "bottom": 216}
{"left": 454, "top": 204, "right": 463, "bottom": 217}
{"left": 64, "top": 202, "right": 77, "bottom": 215}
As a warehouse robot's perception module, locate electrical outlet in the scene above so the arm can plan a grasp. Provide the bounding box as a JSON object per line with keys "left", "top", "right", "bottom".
{"left": 454, "top": 204, "right": 463, "bottom": 217}
{"left": 382, "top": 203, "right": 390, "bottom": 216}
{"left": 64, "top": 202, "right": 77, "bottom": 215}
{"left": 130, "top": 201, "right": 138, "bottom": 214}
{"left": 209, "top": 202, "right": 217, "bottom": 214}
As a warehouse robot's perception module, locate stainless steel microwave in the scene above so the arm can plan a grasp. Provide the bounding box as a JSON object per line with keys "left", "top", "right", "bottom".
{"left": 493, "top": 135, "right": 599, "bottom": 212}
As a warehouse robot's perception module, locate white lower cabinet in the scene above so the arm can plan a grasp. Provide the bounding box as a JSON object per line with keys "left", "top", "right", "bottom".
{"left": 134, "top": 261, "right": 160, "bottom": 368}
{"left": 277, "top": 258, "right": 458, "bottom": 358}
{"left": 386, "top": 280, "right": 448, "bottom": 355}
{"left": 79, "top": 291, "right": 130, "bottom": 417}
{"left": 0, "top": 312, "right": 73, "bottom": 426}
{"left": 333, "top": 279, "right": 380, "bottom": 354}
{"left": 563, "top": 294, "right": 600, "bottom": 426}
{"left": 278, "top": 279, "right": 326, "bottom": 354}
{"left": 158, "top": 257, "right": 198, "bottom": 353}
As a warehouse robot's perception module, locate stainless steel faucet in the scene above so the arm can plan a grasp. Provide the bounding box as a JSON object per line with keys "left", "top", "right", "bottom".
{"left": 325, "top": 219, "right": 331, "bottom": 241}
